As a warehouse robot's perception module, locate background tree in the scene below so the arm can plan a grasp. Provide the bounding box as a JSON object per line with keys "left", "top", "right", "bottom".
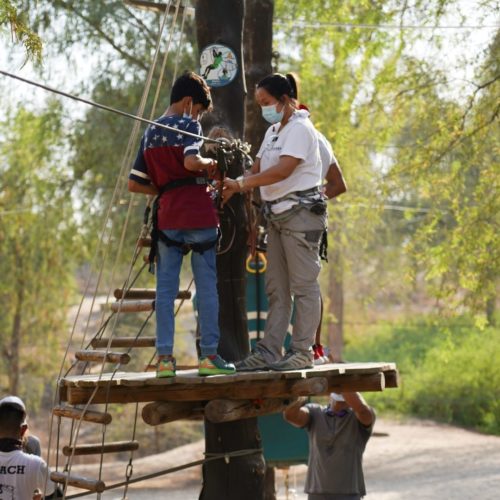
{"left": 0, "top": 0, "right": 42, "bottom": 63}
{"left": 0, "top": 101, "right": 81, "bottom": 407}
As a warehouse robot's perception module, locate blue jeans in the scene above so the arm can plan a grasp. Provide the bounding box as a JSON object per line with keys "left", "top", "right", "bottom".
{"left": 156, "top": 227, "right": 220, "bottom": 357}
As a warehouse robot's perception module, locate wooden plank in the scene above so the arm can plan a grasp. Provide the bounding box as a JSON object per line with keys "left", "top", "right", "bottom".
{"left": 60, "top": 363, "right": 396, "bottom": 387}
{"left": 52, "top": 405, "right": 112, "bottom": 425}
{"left": 50, "top": 472, "right": 105, "bottom": 493}
{"left": 62, "top": 440, "right": 139, "bottom": 456}
{"left": 91, "top": 336, "right": 156, "bottom": 348}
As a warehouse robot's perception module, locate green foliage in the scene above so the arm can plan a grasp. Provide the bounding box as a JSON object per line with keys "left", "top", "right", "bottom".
{"left": 274, "top": 0, "right": 499, "bottom": 321}
{"left": 0, "top": 101, "right": 82, "bottom": 407}
{"left": 346, "top": 318, "right": 500, "bottom": 434}
{"left": 0, "top": 0, "right": 42, "bottom": 63}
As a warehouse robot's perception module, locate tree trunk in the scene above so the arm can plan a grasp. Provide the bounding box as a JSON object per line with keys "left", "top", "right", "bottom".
{"left": 327, "top": 209, "right": 344, "bottom": 362}
{"left": 243, "top": 0, "right": 274, "bottom": 156}
{"left": 263, "top": 465, "right": 276, "bottom": 500}
{"left": 9, "top": 263, "right": 24, "bottom": 395}
{"left": 196, "top": 1, "right": 266, "bottom": 498}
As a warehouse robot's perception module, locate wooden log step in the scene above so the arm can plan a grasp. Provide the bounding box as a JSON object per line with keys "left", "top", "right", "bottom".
{"left": 62, "top": 440, "right": 139, "bottom": 456}
{"left": 138, "top": 237, "right": 152, "bottom": 248}
{"left": 114, "top": 288, "right": 192, "bottom": 300}
{"left": 142, "top": 401, "right": 203, "bottom": 426}
{"left": 205, "top": 398, "right": 295, "bottom": 423}
{"left": 91, "top": 336, "right": 156, "bottom": 349}
{"left": 52, "top": 405, "right": 112, "bottom": 425}
{"left": 74, "top": 350, "right": 131, "bottom": 365}
{"left": 110, "top": 300, "right": 154, "bottom": 313}
{"left": 50, "top": 471, "right": 105, "bottom": 493}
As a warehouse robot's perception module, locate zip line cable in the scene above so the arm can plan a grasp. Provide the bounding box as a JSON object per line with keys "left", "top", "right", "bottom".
{"left": 0, "top": 69, "right": 221, "bottom": 144}
{"left": 274, "top": 19, "right": 500, "bottom": 30}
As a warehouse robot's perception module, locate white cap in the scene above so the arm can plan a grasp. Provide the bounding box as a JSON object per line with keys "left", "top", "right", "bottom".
{"left": 330, "top": 392, "right": 345, "bottom": 403}
{"left": 0, "top": 395, "right": 26, "bottom": 414}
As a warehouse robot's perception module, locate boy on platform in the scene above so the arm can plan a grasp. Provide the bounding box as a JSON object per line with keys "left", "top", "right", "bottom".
{"left": 128, "top": 71, "right": 235, "bottom": 378}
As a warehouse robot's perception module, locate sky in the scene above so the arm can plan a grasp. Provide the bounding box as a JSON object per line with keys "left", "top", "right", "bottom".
{"left": 0, "top": 1, "right": 498, "bottom": 122}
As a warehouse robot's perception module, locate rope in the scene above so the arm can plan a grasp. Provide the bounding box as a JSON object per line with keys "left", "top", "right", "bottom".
{"left": 64, "top": 448, "right": 263, "bottom": 499}
{"left": 46, "top": 3, "right": 178, "bottom": 496}
{"left": 0, "top": 70, "right": 221, "bottom": 144}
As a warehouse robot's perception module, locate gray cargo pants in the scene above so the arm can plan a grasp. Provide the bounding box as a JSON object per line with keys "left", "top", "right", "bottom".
{"left": 258, "top": 207, "right": 326, "bottom": 361}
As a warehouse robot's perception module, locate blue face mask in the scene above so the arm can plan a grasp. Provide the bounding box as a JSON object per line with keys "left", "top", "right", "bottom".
{"left": 261, "top": 103, "right": 284, "bottom": 124}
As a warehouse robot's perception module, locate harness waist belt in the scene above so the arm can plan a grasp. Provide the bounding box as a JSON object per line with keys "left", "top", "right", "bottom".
{"left": 266, "top": 186, "right": 321, "bottom": 205}
{"left": 159, "top": 176, "right": 207, "bottom": 195}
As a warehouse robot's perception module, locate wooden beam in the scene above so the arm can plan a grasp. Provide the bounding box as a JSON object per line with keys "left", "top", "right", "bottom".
{"left": 327, "top": 372, "right": 385, "bottom": 393}
{"left": 142, "top": 401, "right": 203, "bottom": 425}
{"left": 205, "top": 398, "right": 296, "bottom": 423}
{"left": 52, "top": 405, "right": 112, "bottom": 425}
{"left": 50, "top": 472, "right": 105, "bottom": 493}
{"left": 383, "top": 369, "right": 400, "bottom": 388}
{"left": 290, "top": 377, "right": 327, "bottom": 396}
{"left": 64, "top": 372, "right": 387, "bottom": 405}
{"left": 62, "top": 440, "right": 139, "bottom": 456}
{"left": 74, "top": 350, "right": 131, "bottom": 365}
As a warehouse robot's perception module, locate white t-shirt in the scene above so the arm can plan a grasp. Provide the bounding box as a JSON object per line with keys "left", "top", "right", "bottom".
{"left": 0, "top": 450, "right": 55, "bottom": 499}
{"left": 317, "top": 131, "right": 338, "bottom": 179}
{"left": 256, "top": 110, "right": 322, "bottom": 214}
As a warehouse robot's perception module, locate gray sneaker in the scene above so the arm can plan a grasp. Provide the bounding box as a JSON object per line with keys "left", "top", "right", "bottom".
{"left": 235, "top": 350, "right": 270, "bottom": 372}
{"left": 270, "top": 350, "right": 313, "bottom": 371}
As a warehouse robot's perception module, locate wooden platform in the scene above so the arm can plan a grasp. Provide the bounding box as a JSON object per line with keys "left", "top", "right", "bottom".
{"left": 59, "top": 362, "right": 398, "bottom": 405}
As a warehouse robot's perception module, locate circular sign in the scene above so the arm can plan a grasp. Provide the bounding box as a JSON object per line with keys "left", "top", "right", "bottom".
{"left": 200, "top": 44, "right": 238, "bottom": 88}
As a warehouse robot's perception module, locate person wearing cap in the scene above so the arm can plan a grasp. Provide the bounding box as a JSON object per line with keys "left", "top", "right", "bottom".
{"left": 283, "top": 392, "right": 375, "bottom": 500}
{"left": 0, "top": 395, "right": 58, "bottom": 499}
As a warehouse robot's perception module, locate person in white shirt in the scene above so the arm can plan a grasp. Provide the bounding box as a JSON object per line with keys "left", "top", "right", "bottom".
{"left": 0, "top": 396, "right": 57, "bottom": 499}
{"left": 223, "top": 72, "right": 327, "bottom": 371}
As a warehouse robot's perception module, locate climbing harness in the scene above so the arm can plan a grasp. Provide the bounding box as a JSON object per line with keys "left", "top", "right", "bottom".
{"left": 145, "top": 176, "right": 213, "bottom": 272}
{"left": 259, "top": 184, "right": 329, "bottom": 261}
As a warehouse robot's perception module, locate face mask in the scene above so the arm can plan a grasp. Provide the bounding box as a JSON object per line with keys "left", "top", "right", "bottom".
{"left": 261, "top": 103, "right": 284, "bottom": 124}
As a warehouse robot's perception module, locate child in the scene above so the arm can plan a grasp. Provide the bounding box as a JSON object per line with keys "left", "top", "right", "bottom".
{"left": 128, "top": 71, "right": 235, "bottom": 378}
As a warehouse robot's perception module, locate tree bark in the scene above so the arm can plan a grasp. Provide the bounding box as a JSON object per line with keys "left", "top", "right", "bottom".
{"left": 263, "top": 465, "right": 276, "bottom": 500}
{"left": 195, "top": 1, "right": 266, "bottom": 498}
{"left": 243, "top": 0, "right": 274, "bottom": 156}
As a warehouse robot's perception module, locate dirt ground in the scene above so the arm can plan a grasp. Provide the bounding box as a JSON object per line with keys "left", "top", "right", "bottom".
{"left": 67, "top": 417, "right": 500, "bottom": 499}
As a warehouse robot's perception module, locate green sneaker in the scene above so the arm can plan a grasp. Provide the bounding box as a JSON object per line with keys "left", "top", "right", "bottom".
{"left": 156, "top": 356, "right": 176, "bottom": 378}
{"left": 199, "top": 355, "right": 236, "bottom": 376}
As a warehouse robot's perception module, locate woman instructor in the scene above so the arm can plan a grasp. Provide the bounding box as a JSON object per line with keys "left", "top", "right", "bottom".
{"left": 223, "top": 73, "right": 326, "bottom": 371}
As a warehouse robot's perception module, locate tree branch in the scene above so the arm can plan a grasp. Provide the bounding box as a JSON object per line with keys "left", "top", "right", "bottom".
{"left": 57, "top": 1, "right": 149, "bottom": 71}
